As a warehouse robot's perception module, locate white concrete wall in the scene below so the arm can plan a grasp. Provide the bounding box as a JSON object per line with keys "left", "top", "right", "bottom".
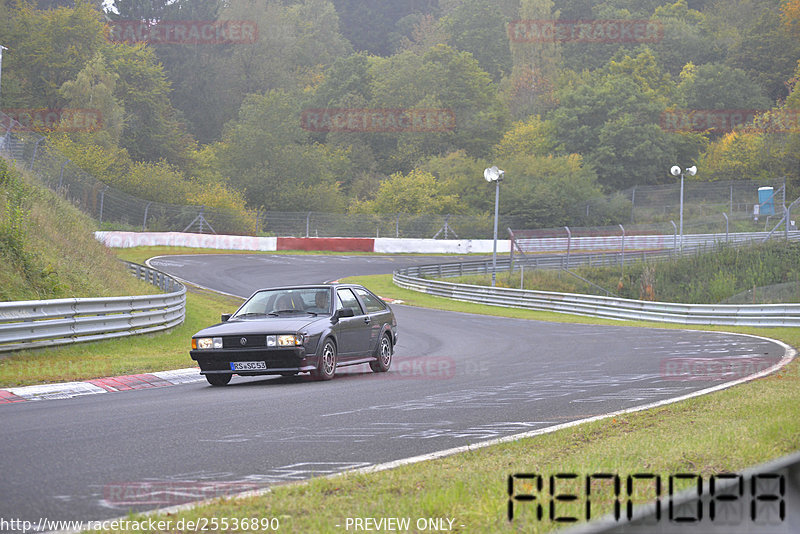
{"left": 374, "top": 238, "right": 511, "bottom": 254}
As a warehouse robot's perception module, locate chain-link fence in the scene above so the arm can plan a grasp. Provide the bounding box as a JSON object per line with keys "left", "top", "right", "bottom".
{"left": 1, "top": 109, "right": 791, "bottom": 239}
{"left": 619, "top": 179, "right": 789, "bottom": 223}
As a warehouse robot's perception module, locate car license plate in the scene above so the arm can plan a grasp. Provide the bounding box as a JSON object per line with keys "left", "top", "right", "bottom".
{"left": 230, "top": 361, "right": 267, "bottom": 371}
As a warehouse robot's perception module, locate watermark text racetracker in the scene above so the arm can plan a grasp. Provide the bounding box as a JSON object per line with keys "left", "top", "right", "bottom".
{"left": 300, "top": 108, "right": 456, "bottom": 133}
{"left": 659, "top": 356, "right": 792, "bottom": 382}
{"left": 1, "top": 108, "right": 102, "bottom": 132}
{"left": 108, "top": 20, "right": 258, "bottom": 45}
{"left": 335, "top": 356, "right": 489, "bottom": 380}
{"left": 660, "top": 109, "right": 800, "bottom": 133}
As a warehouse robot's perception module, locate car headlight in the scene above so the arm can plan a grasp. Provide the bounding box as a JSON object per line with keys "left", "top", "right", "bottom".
{"left": 193, "top": 337, "right": 222, "bottom": 350}
{"left": 277, "top": 334, "right": 304, "bottom": 347}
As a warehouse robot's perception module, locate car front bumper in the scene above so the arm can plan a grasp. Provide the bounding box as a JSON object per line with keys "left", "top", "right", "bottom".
{"left": 190, "top": 348, "right": 317, "bottom": 375}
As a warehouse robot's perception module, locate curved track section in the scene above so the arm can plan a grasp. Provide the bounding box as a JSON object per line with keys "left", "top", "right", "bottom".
{"left": 0, "top": 254, "right": 787, "bottom": 525}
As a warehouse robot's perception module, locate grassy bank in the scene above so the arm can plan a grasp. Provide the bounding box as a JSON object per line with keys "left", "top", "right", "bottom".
{"left": 0, "top": 159, "right": 153, "bottom": 301}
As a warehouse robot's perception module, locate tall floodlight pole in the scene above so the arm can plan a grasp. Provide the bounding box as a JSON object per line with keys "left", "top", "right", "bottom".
{"left": 670, "top": 165, "right": 697, "bottom": 251}
{"left": 484, "top": 166, "right": 505, "bottom": 287}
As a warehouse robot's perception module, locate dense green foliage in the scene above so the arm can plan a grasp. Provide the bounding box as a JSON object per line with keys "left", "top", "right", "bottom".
{"left": 1, "top": 0, "right": 798, "bottom": 226}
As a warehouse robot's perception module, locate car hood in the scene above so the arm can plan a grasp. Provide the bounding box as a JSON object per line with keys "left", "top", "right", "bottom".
{"left": 193, "top": 315, "right": 327, "bottom": 337}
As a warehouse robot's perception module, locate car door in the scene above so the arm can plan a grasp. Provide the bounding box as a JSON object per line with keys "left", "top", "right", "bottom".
{"left": 334, "top": 288, "right": 372, "bottom": 359}
{"left": 353, "top": 287, "right": 391, "bottom": 354}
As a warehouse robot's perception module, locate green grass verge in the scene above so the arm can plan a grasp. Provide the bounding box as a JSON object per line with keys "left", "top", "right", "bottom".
{"left": 79, "top": 271, "right": 799, "bottom": 533}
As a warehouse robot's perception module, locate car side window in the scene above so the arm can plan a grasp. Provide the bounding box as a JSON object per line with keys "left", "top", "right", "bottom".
{"left": 336, "top": 288, "right": 364, "bottom": 316}
{"left": 354, "top": 288, "right": 386, "bottom": 313}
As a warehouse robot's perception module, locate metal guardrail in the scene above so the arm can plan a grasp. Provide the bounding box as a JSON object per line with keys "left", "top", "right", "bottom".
{"left": 393, "top": 236, "right": 800, "bottom": 327}
{"left": 510, "top": 229, "right": 800, "bottom": 259}
{"left": 0, "top": 263, "right": 185, "bottom": 353}
{"left": 394, "top": 272, "right": 800, "bottom": 327}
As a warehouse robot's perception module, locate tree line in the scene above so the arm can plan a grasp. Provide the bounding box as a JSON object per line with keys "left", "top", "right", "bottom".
{"left": 1, "top": 0, "right": 798, "bottom": 232}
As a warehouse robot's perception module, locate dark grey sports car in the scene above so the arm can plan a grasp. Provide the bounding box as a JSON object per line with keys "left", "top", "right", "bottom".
{"left": 190, "top": 284, "right": 397, "bottom": 385}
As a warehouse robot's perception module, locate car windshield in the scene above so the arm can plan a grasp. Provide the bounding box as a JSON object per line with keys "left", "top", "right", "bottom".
{"left": 233, "top": 288, "right": 331, "bottom": 318}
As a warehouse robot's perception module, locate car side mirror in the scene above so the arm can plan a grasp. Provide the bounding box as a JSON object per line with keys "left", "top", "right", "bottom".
{"left": 335, "top": 308, "right": 355, "bottom": 320}
{"left": 221, "top": 313, "right": 232, "bottom": 322}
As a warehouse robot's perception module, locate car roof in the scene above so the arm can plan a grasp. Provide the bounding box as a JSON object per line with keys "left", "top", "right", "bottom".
{"left": 249, "top": 283, "right": 363, "bottom": 290}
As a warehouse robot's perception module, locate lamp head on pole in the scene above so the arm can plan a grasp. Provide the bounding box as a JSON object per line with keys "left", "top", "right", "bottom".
{"left": 484, "top": 166, "right": 504, "bottom": 183}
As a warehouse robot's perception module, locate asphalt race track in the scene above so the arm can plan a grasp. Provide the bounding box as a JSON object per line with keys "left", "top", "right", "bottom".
{"left": 0, "top": 254, "right": 788, "bottom": 525}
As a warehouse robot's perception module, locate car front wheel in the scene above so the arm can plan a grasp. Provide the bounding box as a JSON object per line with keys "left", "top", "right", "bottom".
{"left": 369, "top": 333, "right": 392, "bottom": 373}
{"left": 313, "top": 339, "right": 337, "bottom": 381}
{"left": 206, "top": 373, "right": 232, "bottom": 386}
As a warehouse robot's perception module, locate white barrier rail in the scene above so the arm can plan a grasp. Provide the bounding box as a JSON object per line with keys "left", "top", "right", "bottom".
{"left": 512, "top": 230, "right": 800, "bottom": 254}
{"left": 0, "top": 263, "right": 185, "bottom": 353}
{"left": 394, "top": 264, "right": 800, "bottom": 327}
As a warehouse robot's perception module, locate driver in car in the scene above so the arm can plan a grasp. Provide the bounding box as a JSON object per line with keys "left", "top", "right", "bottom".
{"left": 308, "top": 290, "right": 330, "bottom": 314}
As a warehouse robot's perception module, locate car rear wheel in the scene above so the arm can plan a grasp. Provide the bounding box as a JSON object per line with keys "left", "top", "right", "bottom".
{"left": 313, "top": 339, "right": 337, "bottom": 381}
{"left": 206, "top": 373, "right": 232, "bottom": 386}
{"left": 369, "top": 333, "right": 392, "bottom": 373}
